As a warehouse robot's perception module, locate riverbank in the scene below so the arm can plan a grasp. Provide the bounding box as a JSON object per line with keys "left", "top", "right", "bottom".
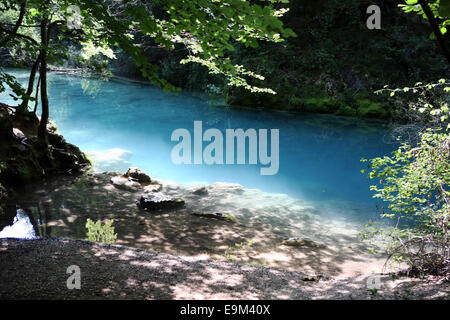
{"left": 1, "top": 238, "right": 448, "bottom": 300}
{"left": 2, "top": 170, "right": 395, "bottom": 278}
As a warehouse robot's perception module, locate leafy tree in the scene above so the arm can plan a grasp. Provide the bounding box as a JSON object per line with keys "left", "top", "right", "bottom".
{"left": 399, "top": 0, "right": 450, "bottom": 64}
{"left": 359, "top": 2, "right": 450, "bottom": 278}
{"left": 0, "top": 0, "right": 295, "bottom": 142}
{"left": 362, "top": 81, "right": 449, "bottom": 278}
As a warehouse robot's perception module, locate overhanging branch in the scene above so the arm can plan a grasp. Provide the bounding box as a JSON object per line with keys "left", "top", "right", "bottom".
{"left": 0, "top": 25, "right": 39, "bottom": 46}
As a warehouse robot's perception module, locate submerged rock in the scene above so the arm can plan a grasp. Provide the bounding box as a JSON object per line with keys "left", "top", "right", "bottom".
{"left": 282, "top": 237, "right": 326, "bottom": 249}
{"left": 192, "top": 212, "right": 236, "bottom": 222}
{"left": 123, "top": 167, "right": 152, "bottom": 183}
{"left": 138, "top": 193, "right": 185, "bottom": 211}
{"left": 192, "top": 186, "right": 208, "bottom": 196}
{"left": 110, "top": 176, "right": 141, "bottom": 192}
{"left": 209, "top": 182, "right": 244, "bottom": 194}
{"left": 143, "top": 184, "right": 162, "bottom": 193}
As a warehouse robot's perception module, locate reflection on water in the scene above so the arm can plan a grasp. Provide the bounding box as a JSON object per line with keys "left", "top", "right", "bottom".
{"left": 0, "top": 209, "right": 37, "bottom": 239}
{"left": 0, "top": 69, "right": 398, "bottom": 275}
{"left": 0, "top": 69, "right": 397, "bottom": 213}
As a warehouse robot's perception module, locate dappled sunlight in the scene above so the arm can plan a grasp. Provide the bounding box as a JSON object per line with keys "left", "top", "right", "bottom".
{"left": 0, "top": 171, "right": 396, "bottom": 278}
{"left": 1, "top": 238, "right": 448, "bottom": 299}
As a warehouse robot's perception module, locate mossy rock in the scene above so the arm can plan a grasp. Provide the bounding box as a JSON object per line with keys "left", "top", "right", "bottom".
{"left": 335, "top": 105, "right": 357, "bottom": 117}
{"left": 357, "top": 99, "right": 389, "bottom": 119}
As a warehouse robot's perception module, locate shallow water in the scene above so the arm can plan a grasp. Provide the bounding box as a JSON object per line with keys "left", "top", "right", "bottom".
{"left": 1, "top": 69, "right": 398, "bottom": 245}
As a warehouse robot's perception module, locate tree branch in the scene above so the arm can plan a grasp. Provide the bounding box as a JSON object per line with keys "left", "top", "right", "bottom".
{"left": 0, "top": 0, "right": 27, "bottom": 47}
{"left": 418, "top": 0, "right": 450, "bottom": 65}
{"left": 0, "top": 25, "right": 39, "bottom": 46}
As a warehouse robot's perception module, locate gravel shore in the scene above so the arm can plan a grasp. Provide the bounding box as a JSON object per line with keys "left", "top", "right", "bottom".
{"left": 1, "top": 238, "right": 448, "bottom": 300}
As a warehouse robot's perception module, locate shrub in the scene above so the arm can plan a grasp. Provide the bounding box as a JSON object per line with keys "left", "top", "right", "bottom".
{"left": 85, "top": 218, "right": 118, "bottom": 244}
{"left": 361, "top": 81, "right": 449, "bottom": 278}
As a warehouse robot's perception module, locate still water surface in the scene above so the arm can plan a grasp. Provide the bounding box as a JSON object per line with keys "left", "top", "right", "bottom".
{"left": 0, "top": 69, "right": 398, "bottom": 243}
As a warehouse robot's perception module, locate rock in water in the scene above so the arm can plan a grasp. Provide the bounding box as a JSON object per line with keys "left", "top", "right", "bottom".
{"left": 110, "top": 176, "right": 141, "bottom": 192}
{"left": 282, "top": 237, "right": 326, "bottom": 249}
{"left": 139, "top": 193, "right": 185, "bottom": 211}
{"left": 143, "top": 184, "right": 162, "bottom": 193}
{"left": 124, "top": 167, "right": 152, "bottom": 183}
{"left": 192, "top": 186, "right": 208, "bottom": 196}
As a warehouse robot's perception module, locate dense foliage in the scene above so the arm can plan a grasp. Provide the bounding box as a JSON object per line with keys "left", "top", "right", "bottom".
{"left": 136, "top": 0, "right": 450, "bottom": 117}
{"left": 0, "top": 0, "right": 294, "bottom": 142}
{"left": 362, "top": 82, "right": 449, "bottom": 278}
{"left": 2, "top": 1, "right": 449, "bottom": 119}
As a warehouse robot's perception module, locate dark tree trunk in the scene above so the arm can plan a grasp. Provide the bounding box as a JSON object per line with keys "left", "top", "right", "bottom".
{"left": 33, "top": 75, "right": 41, "bottom": 114}
{"left": 418, "top": 0, "right": 450, "bottom": 65}
{"left": 17, "top": 54, "right": 41, "bottom": 114}
{"left": 37, "top": 18, "right": 49, "bottom": 144}
{"left": 0, "top": 0, "right": 27, "bottom": 47}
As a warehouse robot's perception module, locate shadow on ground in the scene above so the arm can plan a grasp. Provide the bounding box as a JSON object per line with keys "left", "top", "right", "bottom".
{"left": 1, "top": 238, "right": 448, "bottom": 300}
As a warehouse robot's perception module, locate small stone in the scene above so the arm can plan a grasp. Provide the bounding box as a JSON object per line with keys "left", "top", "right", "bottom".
{"left": 143, "top": 184, "right": 162, "bottom": 193}
{"left": 282, "top": 237, "right": 326, "bottom": 249}
{"left": 12, "top": 128, "right": 25, "bottom": 140}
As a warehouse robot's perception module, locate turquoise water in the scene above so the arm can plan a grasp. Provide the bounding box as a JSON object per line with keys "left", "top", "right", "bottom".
{"left": 1, "top": 69, "right": 397, "bottom": 223}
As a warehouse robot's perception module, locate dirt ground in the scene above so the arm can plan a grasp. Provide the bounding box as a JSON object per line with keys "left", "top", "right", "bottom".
{"left": 0, "top": 238, "right": 448, "bottom": 300}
